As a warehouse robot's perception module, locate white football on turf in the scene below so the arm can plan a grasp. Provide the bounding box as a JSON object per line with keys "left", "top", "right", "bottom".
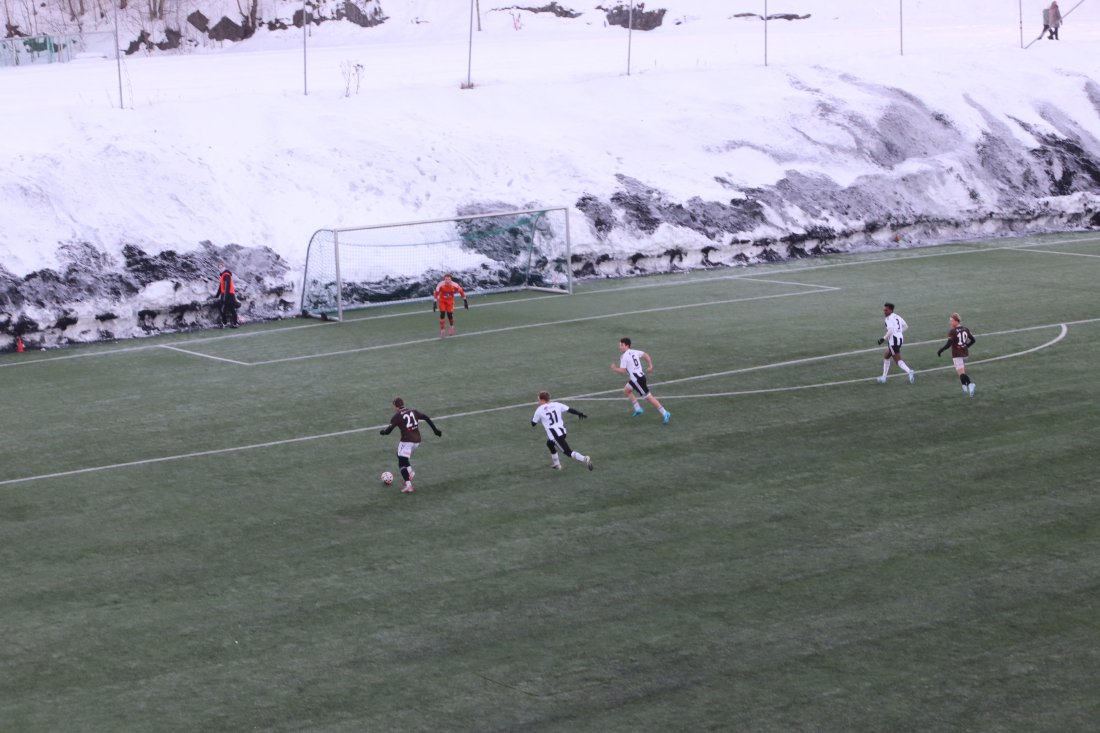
{"left": 380, "top": 471, "right": 394, "bottom": 485}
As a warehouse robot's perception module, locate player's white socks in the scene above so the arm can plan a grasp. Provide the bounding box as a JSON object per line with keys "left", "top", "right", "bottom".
{"left": 882, "top": 360, "right": 914, "bottom": 377}
{"left": 571, "top": 451, "right": 587, "bottom": 463}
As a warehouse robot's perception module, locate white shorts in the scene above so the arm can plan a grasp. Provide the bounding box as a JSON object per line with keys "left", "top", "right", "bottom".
{"left": 952, "top": 356, "right": 967, "bottom": 370}
{"left": 397, "top": 441, "right": 420, "bottom": 459}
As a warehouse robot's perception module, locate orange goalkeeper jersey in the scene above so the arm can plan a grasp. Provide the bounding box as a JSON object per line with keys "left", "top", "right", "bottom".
{"left": 433, "top": 279, "right": 466, "bottom": 310}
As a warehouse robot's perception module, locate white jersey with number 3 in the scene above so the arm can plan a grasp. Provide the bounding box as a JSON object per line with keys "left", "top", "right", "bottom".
{"left": 533, "top": 401, "right": 570, "bottom": 439}
{"left": 884, "top": 313, "right": 908, "bottom": 344}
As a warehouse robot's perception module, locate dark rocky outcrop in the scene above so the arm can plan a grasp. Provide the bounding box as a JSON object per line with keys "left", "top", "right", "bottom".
{"left": 601, "top": 2, "right": 666, "bottom": 31}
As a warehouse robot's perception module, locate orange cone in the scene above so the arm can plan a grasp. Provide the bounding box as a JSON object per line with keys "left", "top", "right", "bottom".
{"left": 16, "top": 336, "right": 24, "bottom": 352}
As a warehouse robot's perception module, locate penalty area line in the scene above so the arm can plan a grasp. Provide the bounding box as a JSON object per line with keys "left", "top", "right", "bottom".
{"left": 1006, "top": 247, "right": 1100, "bottom": 259}
{"left": 159, "top": 345, "right": 250, "bottom": 365}
{"left": 243, "top": 287, "right": 838, "bottom": 366}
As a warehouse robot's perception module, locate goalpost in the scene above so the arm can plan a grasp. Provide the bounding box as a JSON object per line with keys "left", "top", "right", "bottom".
{"left": 300, "top": 206, "right": 573, "bottom": 320}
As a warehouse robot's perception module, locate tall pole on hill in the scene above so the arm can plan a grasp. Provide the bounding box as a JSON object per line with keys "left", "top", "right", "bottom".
{"left": 899, "top": 0, "right": 904, "bottom": 56}
{"left": 113, "top": 0, "right": 123, "bottom": 109}
{"left": 302, "top": 0, "right": 309, "bottom": 95}
{"left": 466, "top": 0, "right": 475, "bottom": 88}
{"left": 1019, "top": 0, "right": 1024, "bottom": 47}
{"left": 764, "top": 0, "right": 768, "bottom": 66}
{"left": 627, "top": 1, "right": 634, "bottom": 75}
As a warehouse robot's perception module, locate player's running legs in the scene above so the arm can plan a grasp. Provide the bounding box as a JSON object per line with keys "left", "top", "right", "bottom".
{"left": 881, "top": 344, "right": 916, "bottom": 384}
{"left": 625, "top": 381, "right": 670, "bottom": 423}
{"left": 548, "top": 437, "right": 591, "bottom": 470}
{"left": 645, "top": 394, "right": 671, "bottom": 424}
{"left": 625, "top": 385, "right": 645, "bottom": 416}
{"left": 953, "top": 357, "right": 975, "bottom": 397}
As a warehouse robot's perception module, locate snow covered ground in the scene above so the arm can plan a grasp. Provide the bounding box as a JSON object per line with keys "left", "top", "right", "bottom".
{"left": 2, "top": 0, "right": 1100, "bottom": 346}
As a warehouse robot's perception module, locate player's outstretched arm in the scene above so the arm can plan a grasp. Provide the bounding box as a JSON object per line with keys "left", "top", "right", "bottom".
{"left": 463, "top": 298, "right": 469, "bottom": 310}
{"left": 379, "top": 425, "right": 395, "bottom": 436}
{"left": 611, "top": 364, "right": 625, "bottom": 373}
{"left": 567, "top": 407, "right": 588, "bottom": 420}
{"left": 422, "top": 416, "right": 443, "bottom": 437}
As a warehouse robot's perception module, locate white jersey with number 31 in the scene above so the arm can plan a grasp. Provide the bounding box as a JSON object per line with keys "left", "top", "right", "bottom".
{"left": 533, "top": 402, "right": 570, "bottom": 439}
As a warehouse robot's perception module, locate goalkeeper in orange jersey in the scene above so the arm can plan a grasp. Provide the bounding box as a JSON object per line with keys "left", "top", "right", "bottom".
{"left": 432, "top": 273, "right": 468, "bottom": 337}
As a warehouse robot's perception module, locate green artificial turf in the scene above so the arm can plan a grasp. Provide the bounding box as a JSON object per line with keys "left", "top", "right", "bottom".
{"left": 2, "top": 233, "right": 1098, "bottom": 732}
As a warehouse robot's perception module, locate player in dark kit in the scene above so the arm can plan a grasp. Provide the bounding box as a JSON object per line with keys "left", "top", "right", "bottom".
{"left": 379, "top": 397, "right": 442, "bottom": 493}
{"left": 937, "top": 313, "right": 977, "bottom": 396}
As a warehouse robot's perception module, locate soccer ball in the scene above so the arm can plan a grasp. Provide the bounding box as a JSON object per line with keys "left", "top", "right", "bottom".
{"left": 380, "top": 471, "right": 394, "bottom": 486}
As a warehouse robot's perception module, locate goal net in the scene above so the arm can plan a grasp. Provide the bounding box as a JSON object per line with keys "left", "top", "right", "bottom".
{"left": 300, "top": 206, "right": 572, "bottom": 319}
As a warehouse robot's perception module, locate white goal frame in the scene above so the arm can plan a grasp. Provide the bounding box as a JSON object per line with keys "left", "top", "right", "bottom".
{"left": 300, "top": 206, "right": 573, "bottom": 320}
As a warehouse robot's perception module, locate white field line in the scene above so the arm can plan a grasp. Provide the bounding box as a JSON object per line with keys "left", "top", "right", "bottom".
{"left": 571, "top": 318, "right": 1098, "bottom": 398}
{"left": 0, "top": 276, "right": 830, "bottom": 369}
{"left": 1006, "top": 247, "right": 1100, "bottom": 259}
{"left": 159, "top": 345, "right": 250, "bottom": 365}
{"left": 243, "top": 285, "right": 838, "bottom": 366}
{"left": 0, "top": 320, "right": 1085, "bottom": 488}
{"left": 3, "top": 234, "right": 1095, "bottom": 371}
{"left": 573, "top": 325, "right": 1069, "bottom": 400}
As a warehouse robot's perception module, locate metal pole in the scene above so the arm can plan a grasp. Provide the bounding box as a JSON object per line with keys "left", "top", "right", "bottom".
{"left": 764, "top": 0, "right": 768, "bottom": 66}
{"left": 627, "top": 1, "right": 634, "bottom": 75}
{"left": 466, "top": 0, "right": 474, "bottom": 87}
{"left": 302, "top": 0, "right": 308, "bottom": 95}
{"left": 113, "top": 1, "right": 123, "bottom": 108}
{"left": 899, "top": 0, "right": 904, "bottom": 56}
{"left": 1019, "top": 0, "right": 1024, "bottom": 47}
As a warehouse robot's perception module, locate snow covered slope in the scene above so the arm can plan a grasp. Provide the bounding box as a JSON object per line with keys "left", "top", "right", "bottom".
{"left": 2, "top": 1, "right": 1099, "bottom": 347}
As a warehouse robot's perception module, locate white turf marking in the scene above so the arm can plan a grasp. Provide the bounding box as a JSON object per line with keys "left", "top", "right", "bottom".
{"left": 570, "top": 319, "right": 1095, "bottom": 400}
{"left": 0, "top": 320, "right": 1083, "bottom": 488}
{"left": 244, "top": 285, "right": 837, "bottom": 366}
{"left": 0, "top": 276, "right": 833, "bottom": 369}
{"left": 574, "top": 325, "right": 1069, "bottom": 400}
{"left": 1006, "top": 247, "right": 1100, "bottom": 259}
{"left": 159, "top": 345, "right": 250, "bottom": 365}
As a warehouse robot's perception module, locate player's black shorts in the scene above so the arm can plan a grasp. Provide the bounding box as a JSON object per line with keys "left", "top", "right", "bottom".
{"left": 548, "top": 434, "right": 572, "bottom": 454}
{"left": 627, "top": 373, "right": 650, "bottom": 398}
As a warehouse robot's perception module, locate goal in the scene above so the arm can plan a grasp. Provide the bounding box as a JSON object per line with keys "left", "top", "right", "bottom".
{"left": 300, "top": 206, "right": 573, "bottom": 320}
